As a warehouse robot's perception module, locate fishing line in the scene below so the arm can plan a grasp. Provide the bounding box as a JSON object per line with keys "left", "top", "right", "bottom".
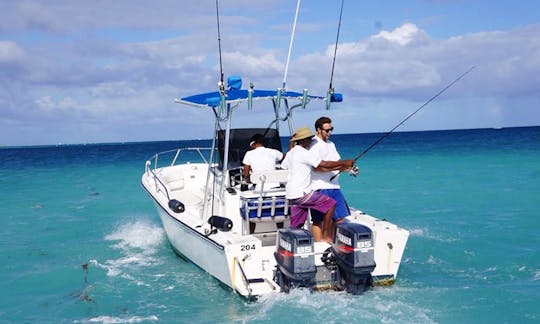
{"left": 352, "top": 66, "right": 476, "bottom": 162}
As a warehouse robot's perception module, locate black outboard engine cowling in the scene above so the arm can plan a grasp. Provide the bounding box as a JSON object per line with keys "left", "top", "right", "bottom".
{"left": 274, "top": 229, "right": 316, "bottom": 291}
{"left": 331, "top": 222, "right": 376, "bottom": 294}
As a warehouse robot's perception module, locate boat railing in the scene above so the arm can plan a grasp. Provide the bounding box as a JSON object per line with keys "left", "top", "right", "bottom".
{"left": 145, "top": 147, "right": 213, "bottom": 170}
{"left": 144, "top": 162, "right": 171, "bottom": 201}
{"left": 144, "top": 147, "right": 214, "bottom": 201}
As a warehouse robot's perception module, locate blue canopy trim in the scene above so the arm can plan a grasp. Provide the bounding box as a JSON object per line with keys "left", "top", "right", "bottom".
{"left": 330, "top": 93, "right": 343, "bottom": 102}
{"left": 179, "top": 89, "right": 328, "bottom": 108}
{"left": 227, "top": 76, "right": 242, "bottom": 90}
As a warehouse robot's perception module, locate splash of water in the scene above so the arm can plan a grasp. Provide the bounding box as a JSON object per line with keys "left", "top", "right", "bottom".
{"left": 91, "top": 220, "right": 165, "bottom": 278}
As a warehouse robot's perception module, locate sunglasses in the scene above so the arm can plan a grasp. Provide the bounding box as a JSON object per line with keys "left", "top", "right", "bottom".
{"left": 321, "top": 127, "right": 334, "bottom": 133}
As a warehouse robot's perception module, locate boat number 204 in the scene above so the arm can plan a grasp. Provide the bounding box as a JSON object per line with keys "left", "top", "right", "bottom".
{"left": 240, "top": 244, "right": 256, "bottom": 251}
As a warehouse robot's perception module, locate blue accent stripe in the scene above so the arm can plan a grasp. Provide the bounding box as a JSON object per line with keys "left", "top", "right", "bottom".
{"left": 180, "top": 89, "right": 325, "bottom": 107}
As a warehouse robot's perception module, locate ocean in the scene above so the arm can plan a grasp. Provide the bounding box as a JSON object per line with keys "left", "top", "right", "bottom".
{"left": 1, "top": 126, "right": 539, "bottom": 323}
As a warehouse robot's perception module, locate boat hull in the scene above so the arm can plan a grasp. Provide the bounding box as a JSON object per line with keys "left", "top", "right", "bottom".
{"left": 142, "top": 159, "right": 409, "bottom": 298}
{"left": 153, "top": 200, "right": 232, "bottom": 287}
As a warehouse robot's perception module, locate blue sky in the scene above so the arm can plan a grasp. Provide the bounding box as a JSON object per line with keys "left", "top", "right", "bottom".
{"left": 1, "top": 0, "right": 540, "bottom": 146}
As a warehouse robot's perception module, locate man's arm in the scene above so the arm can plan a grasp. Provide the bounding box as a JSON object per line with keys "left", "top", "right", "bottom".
{"left": 243, "top": 164, "right": 251, "bottom": 183}
{"left": 316, "top": 159, "right": 354, "bottom": 172}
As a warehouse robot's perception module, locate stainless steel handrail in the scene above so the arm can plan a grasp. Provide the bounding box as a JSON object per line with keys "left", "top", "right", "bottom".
{"left": 145, "top": 147, "right": 214, "bottom": 202}
{"left": 146, "top": 147, "right": 213, "bottom": 170}
{"left": 145, "top": 162, "right": 171, "bottom": 201}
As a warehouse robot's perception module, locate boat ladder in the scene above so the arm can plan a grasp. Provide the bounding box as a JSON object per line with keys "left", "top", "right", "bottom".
{"left": 232, "top": 256, "right": 277, "bottom": 298}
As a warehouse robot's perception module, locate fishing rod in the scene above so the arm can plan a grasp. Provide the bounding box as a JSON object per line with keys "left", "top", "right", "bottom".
{"left": 329, "top": 0, "right": 344, "bottom": 90}
{"left": 215, "top": 0, "right": 225, "bottom": 92}
{"left": 326, "top": 0, "right": 345, "bottom": 110}
{"left": 331, "top": 66, "right": 476, "bottom": 180}
{"left": 353, "top": 66, "right": 476, "bottom": 162}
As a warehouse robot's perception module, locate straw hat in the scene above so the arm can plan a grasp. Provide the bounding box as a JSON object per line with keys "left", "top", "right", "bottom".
{"left": 290, "top": 127, "right": 315, "bottom": 142}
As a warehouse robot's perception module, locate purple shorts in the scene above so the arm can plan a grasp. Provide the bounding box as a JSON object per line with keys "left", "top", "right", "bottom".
{"left": 310, "top": 189, "right": 350, "bottom": 222}
{"left": 289, "top": 191, "right": 336, "bottom": 228}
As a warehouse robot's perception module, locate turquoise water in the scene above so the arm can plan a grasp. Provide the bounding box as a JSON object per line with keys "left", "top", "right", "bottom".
{"left": 1, "top": 127, "right": 539, "bottom": 323}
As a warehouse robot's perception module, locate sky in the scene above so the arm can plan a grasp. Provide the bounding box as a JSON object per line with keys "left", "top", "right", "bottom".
{"left": 1, "top": 0, "right": 540, "bottom": 146}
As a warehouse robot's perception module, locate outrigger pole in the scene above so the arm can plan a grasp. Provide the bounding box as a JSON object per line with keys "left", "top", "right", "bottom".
{"left": 279, "top": 0, "right": 302, "bottom": 134}
{"left": 352, "top": 66, "right": 477, "bottom": 162}
{"left": 282, "top": 0, "right": 301, "bottom": 90}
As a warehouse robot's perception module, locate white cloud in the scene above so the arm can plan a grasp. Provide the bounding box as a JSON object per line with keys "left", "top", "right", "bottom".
{"left": 293, "top": 23, "right": 540, "bottom": 103}
{"left": 35, "top": 95, "right": 77, "bottom": 111}
{"left": 1, "top": 1, "right": 540, "bottom": 146}
{"left": 0, "top": 41, "right": 26, "bottom": 63}
{"left": 373, "top": 23, "right": 426, "bottom": 46}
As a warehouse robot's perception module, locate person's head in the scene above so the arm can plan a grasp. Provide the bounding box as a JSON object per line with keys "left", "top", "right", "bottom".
{"left": 290, "top": 127, "right": 315, "bottom": 147}
{"left": 315, "top": 116, "right": 334, "bottom": 141}
{"left": 249, "top": 133, "right": 265, "bottom": 148}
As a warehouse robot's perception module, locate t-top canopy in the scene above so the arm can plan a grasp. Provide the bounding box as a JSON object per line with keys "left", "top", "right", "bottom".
{"left": 179, "top": 89, "right": 325, "bottom": 108}
{"left": 177, "top": 76, "right": 343, "bottom": 108}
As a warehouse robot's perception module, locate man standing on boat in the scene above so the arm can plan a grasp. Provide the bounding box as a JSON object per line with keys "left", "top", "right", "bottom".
{"left": 242, "top": 133, "right": 283, "bottom": 184}
{"left": 309, "top": 116, "right": 353, "bottom": 241}
{"left": 281, "top": 127, "right": 353, "bottom": 242}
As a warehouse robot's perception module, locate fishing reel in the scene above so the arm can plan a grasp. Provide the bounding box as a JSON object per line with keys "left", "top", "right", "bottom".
{"left": 331, "top": 164, "right": 359, "bottom": 181}
{"left": 349, "top": 165, "right": 359, "bottom": 177}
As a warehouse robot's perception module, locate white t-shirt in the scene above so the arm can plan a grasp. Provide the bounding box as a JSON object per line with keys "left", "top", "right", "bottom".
{"left": 309, "top": 135, "right": 341, "bottom": 190}
{"left": 281, "top": 145, "right": 321, "bottom": 199}
{"left": 242, "top": 146, "right": 283, "bottom": 172}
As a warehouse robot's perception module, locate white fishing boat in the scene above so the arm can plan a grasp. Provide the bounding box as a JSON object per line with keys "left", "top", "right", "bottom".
{"left": 141, "top": 1, "right": 409, "bottom": 299}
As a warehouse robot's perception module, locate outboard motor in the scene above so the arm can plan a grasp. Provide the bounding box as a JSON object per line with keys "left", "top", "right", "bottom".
{"left": 274, "top": 229, "right": 316, "bottom": 292}
{"left": 331, "top": 222, "right": 376, "bottom": 294}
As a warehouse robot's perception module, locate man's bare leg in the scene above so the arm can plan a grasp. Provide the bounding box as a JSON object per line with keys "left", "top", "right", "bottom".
{"left": 312, "top": 222, "right": 323, "bottom": 242}
{"left": 322, "top": 205, "right": 336, "bottom": 243}
{"left": 326, "top": 218, "right": 344, "bottom": 243}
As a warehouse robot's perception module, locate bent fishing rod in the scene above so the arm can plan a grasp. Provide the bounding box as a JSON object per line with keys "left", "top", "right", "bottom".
{"left": 333, "top": 66, "right": 476, "bottom": 179}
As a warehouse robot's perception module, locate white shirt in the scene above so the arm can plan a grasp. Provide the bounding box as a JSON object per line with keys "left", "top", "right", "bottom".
{"left": 309, "top": 135, "right": 341, "bottom": 190}
{"left": 281, "top": 145, "right": 321, "bottom": 199}
{"left": 242, "top": 146, "right": 283, "bottom": 172}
